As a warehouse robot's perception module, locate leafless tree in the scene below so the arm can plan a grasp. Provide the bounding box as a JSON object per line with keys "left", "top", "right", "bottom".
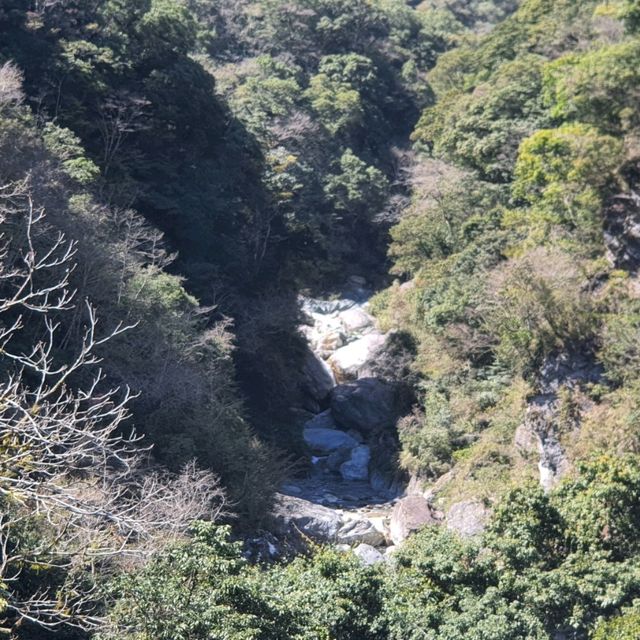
{"left": 0, "top": 178, "right": 226, "bottom": 633}
{"left": 108, "top": 208, "right": 176, "bottom": 304}
{"left": 98, "top": 94, "right": 150, "bottom": 178}
{"left": 0, "top": 63, "right": 25, "bottom": 110}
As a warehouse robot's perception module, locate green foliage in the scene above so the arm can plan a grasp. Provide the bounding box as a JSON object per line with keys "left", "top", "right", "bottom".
{"left": 42, "top": 123, "right": 100, "bottom": 184}
{"left": 510, "top": 124, "right": 623, "bottom": 245}
{"left": 4, "top": 1, "right": 640, "bottom": 638}
{"left": 484, "top": 248, "right": 597, "bottom": 373}
{"left": 103, "top": 522, "right": 385, "bottom": 640}
{"left": 622, "top": 0, "right": 640, "bottom": 32}
{"left": 598, "top": 276, "right": 640, "bottom": 385}
{"left": 397, "top": 396, "right": 455, "bottom": 478}
{"left": 101, "top": 523, "right": 265, "bottom": 640}
{"left": 593, "top": 609, "right": 640, "bottom": 639}
{"left": 555, "top": 455, "right": 640, "bottom": 559}
{"left": 305, "top": 72, "right": 363, "bottom": 136}
{"left": 543, "top": 41, "right": 640, "bottom": 133}
{"left": 127, "top": 268, "right": 198, "bottom": 315}
{"left": 137, "top": 0, "right": 198, "bottom": 58}
{"left": 324, "top": 149, "right": 389, "bottom": 218}
{"left": 414, "top": 55, "right": 548, "bottom": 181}
{"left": 389, "top": 172, "right": 504, "bottom": 275}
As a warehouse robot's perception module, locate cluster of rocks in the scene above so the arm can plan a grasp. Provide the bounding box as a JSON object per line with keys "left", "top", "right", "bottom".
{"left": 268, "top": 278, "right": 491, "bottom": 564}
{"left": 297, "top": 281, "right": 403, "bottom": 486}
{"left": 302, "top": 376, "right": 401, "bottom": 483}
{"left": 270, "top": 490, "right": 440, "bottom": 563}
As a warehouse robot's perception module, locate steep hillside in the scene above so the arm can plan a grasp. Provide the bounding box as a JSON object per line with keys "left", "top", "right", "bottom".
{"left": 1, "top": 0, "right": 640, "bottom": 639}
{"left": 374, "top": 0, "right": 640, "bottom": 512}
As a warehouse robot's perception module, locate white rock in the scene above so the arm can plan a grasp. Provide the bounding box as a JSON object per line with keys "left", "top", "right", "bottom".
{"left": 271, "top": 494, "right": 343, "bottom": 540}
{"left": 389, "top": 496, "right": 435, "bottom": 545}
{"left": 303, "top": 410, "right": 338, "bottom": 431}
{"left": 336, "top": 518, "right": 385, "bottom": 547}
{"left": 339, "top": 307, "right": 374, "bottom": 333}
{"left": 446, "top": 500, "right": 489, "bottom": 538}
{"left": 301, "top": 350, "right": 336, "bottom": 401}
{"left": 354, "top": 544, "right": 384, "bottom": 565}
{"left": 320, "top": 331, "right": 345, "bottom": 353}
{"left": 301, "top": 297, "right": 356, "bottom": 315}
{"left": 329, "top": 333, "right": 387, "bottom": 381}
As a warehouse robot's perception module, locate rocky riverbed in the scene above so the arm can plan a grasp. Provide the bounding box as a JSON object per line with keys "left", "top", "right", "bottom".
{"left": 264, "top": 277, "right": 437, "bottom": 562}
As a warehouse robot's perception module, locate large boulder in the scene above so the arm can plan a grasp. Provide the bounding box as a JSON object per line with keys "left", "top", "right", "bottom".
{"left": 271, "top": 494, "right": 343, "bottom": 540}
{"left": 326, "top": 447, "right": 352, "bottom": 472}
{"left": 301, "top": 349, "right": 336, "bottom": 402}
{"left": 389, "top": 496, "right": 435, "bottom": 544}
{"left": 336, "top": 518, "right": 386, "bottom": 547}
{"left": 270, "top": 495, "right": 386, "bottom": 546}
{"left": 446, "top": 501, "right": 489, "bottom": 538}
{"left": 340, "top": 445, "right": 371, "bottom": 481}
{"left": 328, "top": 333, "right": 386, "bottom": 380}
{"left": 338, "top": 307, "right": 374, "bottom": 333}
{"left": 330, "top": 378, "right": 400, "bottom": 433}
{"left": 303, "top": 428, "right": 357, "bottom": 454}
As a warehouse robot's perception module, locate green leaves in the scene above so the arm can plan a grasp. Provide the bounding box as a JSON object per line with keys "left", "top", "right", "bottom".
{"left": 622, "top": 0, "right": 640, "bottom": 32}
{"left": 324, "top": 149, "right": 389, "bottom": 217}
{"left": 543, "top": 41, "right": 640, "bottom": 133}
{"left": 414, "top": 55, "right": 548, "bottom": 181}
{"left": 511, "top": 124, "right": 623, "bottom": 246}
{"left": 104, "top": 524, "right": 385, "bottom": 640}
{"left": 304, "top": 72, "right": 363, "bottom": 136}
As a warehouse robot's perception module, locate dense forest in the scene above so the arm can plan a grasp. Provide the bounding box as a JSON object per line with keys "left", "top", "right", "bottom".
{"left": 1, "top": 0, "right": 640, "bottom": 638}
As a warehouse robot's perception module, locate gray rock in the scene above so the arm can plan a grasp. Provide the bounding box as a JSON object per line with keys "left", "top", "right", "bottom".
{"left": 370, "top": 470, "right": 390, "bottom": 494}
{"left": 514, "top": 422, "right": 537, "bottom": 456}
{"left": 331, "top": 379, "right": 400, "bottom": 433}
{"left": 370, "top": 470, "right": 403, "bottom": 497}
{"left": 303, "top": 428, "right": 358, "bottom": 454}
{"left": 328, "top": 333, "right": 386, "bottom": 381}
{"left": 340, "top": 445, "right": 371, "bottom": 481}
{"left": 346, "top": 429, "right": 365, "bottom": 443}
{"left": 604, "top": 189, "right": 640, "bottom": 270}
{"left": 446, "top": 501, "right": 489, "bottom": 537}
{"left": 353, "top": 543, "right": 384, "bottom": 565}
{"left": 525, "top": 396, "right": 570, "bottom": 492}
{"left": 301, "top": 350, "right": 336, "bottom": 401}
{"left": 336, "top": 518, "right": 386, "bottom": 547}
{"left": 304, "top": 410, "right": 338, "bottom": 431}
{"left": 319, "top": 331, "right": 345, "bottom": 353}
{"left": 281, "top": 483, "right": 303, "bottom": 496}
{"left": 389, "top": 496, "right": 435, "bottom": 544}
{"left": 270, "top": 494, "right": 343, "bottom": 540}
{"left": 400, "top": 280, "right": 415, "bottom": 292}
{"left": 384, "top": 545, "right": 399, "bottom": 560}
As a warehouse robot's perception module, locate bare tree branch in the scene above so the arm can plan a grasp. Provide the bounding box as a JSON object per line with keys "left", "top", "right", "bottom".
{"left": 0, "top": 178, "right": 226, "bottom": 633}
